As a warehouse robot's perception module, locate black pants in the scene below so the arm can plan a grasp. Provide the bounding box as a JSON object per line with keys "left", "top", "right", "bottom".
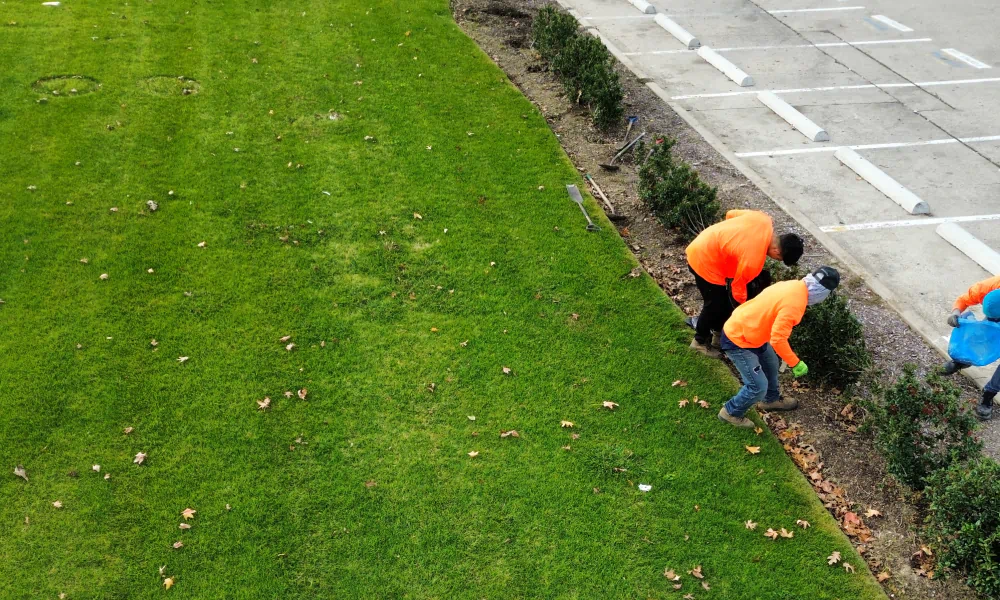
{"left": 689, "top": 265, "right": 772, "bottom": 344}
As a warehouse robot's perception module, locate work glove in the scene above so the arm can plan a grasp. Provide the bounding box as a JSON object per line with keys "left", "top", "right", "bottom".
{"left": 791, "top": 361, "right": 809, "bottom": 378}
{"left": 947, "top": 309, "right": 961, "bottom": 328}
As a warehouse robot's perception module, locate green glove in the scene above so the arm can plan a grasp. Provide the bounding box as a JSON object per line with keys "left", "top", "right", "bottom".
{"left": 792, "top": 361, "right": 809, "bottom": 378}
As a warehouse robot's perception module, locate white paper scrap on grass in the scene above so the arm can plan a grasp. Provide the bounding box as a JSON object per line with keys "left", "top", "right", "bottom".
{"left": 42, "top": 1, "right": 61, "bottom": 5}
{"left": 638, "top": 484, "right": 652, "bottom": 492}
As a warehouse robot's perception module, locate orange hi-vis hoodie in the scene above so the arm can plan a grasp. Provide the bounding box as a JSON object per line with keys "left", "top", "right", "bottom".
{"left": 723, "top": 280, "right": 808, "bottom": 367}
{"left": 685, "top": 209, "right": 774, "bottom": 304}
{"left": 954, "top": 275, "right": 1000, "bottom": 311}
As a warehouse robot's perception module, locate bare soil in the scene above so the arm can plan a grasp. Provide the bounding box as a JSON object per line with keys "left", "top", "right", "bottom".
{"left": 453, "top": 0, "right": 982, "bottom": 598}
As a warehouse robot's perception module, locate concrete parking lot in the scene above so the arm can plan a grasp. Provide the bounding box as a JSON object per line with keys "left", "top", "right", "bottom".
{"left": 559, "top": 0, "right": 1000, "bottom": 390}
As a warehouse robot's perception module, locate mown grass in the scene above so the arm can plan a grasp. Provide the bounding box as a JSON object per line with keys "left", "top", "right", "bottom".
{"left": 0, "top": 1, "right": 883, "bottom": 598}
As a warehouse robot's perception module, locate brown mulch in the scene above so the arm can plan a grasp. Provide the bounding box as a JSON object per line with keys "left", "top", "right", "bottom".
{"left": 452, "top": 0, "right": 981, "bottom": 598}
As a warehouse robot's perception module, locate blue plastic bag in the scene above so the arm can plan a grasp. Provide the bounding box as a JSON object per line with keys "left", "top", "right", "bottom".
{"left": 948, "top": 313, "right": 1000, "bottom": 366}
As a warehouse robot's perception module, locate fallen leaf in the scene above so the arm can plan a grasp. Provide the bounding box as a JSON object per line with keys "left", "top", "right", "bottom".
{"left": 134, "top": 452, "right": 147, "bottom": 465}
{"left": 297, "top": 388, "right": 308, "bottom": 400}
{"left": 364, "top": 480, "right": 377, "bottom": 488}
{"left": 602, "top": 401, "right": 619, "bottom": 410}
{"left": 280, "top": 335, "right": 291, "bottom": 342}
{"left": 467, "top": 451, "right": 479, "bottom": 458}
{"left": 226, "top": 504, "right": 232, "bottom": 510}
{"left": 796, "top": 519, "right": 811, "bottom": 529}
{"left": 562, "top": 445, "right": 572, "bottom": 451}
{"left": 181, "top": 508, "right": 196, "bottom": 520}
{"left": 502, "top": 366, "right": 511, "bottom": 375}
{"left": 179, "top": 523, "right": 191, "bottom": 530}
{"left": 99, "top": 273, "right": 109, "bottom": 280}
{"left": 877, "top": 572, "right": 890, "bottom": 582}
{"left": 467, "top": 415, "right": 476, "bottom": 421}
{"left": 460, "top": 340, "right": 468, "bottom": 347}
{"left": 257, "top": 397, "right": 271, "bottom": 410}
{"left": 684, "top": 595, "right": 694, "bottom": 600}
{"left": 702, "top": 581, "right": 711, "bottom": 591}
{"left": 844, "top": 563, "right": 855, "bottom": 573}
{"left": 286, "top": 343, "right": 296, "bottom": 351}
{"left": 688, "top": 565, "right": 704, "bottom": 579}
{"left": 672, "top": 380, "right": 687, "bottom": 387}
{"left": 678, "top": 399, "right": 689, "bottom": 408}
{"left": 177, "top": 356, "right": 189, "bottom": 363}
{"left": 14, "top": 465, "right": 27, "bottom": 481}
{"left": 197, "top": 241, "right": 206, "bottom": 248}
{"left": 865, "top": 508, "right": 882, "bottom": 519}
{"left": 663, "top": 568, "right": 680, "bottom": 581}
{"left": 104, "top": 473, "right": 111, "bottom": 480}
{"left": 124, "top": 427, "right": 134, "bottom": 435}
{"left": 284, "top": 391, "right": 293, "bottom": 398}
{"left": 560, "top": 420, "right": 574, "bottom": 428}
{"left": 571, "top": 313, "right": 579, "bottom": 320}
{"left": 745, "top": 446, "right": 761, "bottom": 455}
{"left": 159, "top": 565, "right": 167, "bottom": 577}
{"left": 696, "top": 399, "right": 710, "bottom": 409}
{"left": 92, "top": 465, "right": 101, "bottom": 473}
{"left": 921, "top": 545, "right": 933, "bottom": 556}
{"left": 779, "top": 528, "right": 794, "bottom": 539}
{"left": 765, "top": 528, "right": 779, "bottom": 540}
{"left": 172, "top": 541, "right": 184, "bottom": 549}
{"left": 827, "top": 551, "right": 841, "bottom": 565}
{"left": 500, "top": 430, "right": 520, "bottom": 438}
{"left": 164, "top": 577, "right": 174, "bottom": 590}
{"left": 571, "top": 433, "right": 580, "bottom": 440}
{"left": 745, "top": 520, "right": 757, "bottom": 530}
{"left": 413, "top": 213, "right": 422, "bottom": 220}
{"left": 150, "top": 339, "right": 158, "bottom": 347}
{"left": 52, "top": 501, "right": 63, "bottom": 508}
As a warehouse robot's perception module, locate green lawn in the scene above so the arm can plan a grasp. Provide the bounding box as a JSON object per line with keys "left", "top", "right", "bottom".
{"left": 0, "top": 1, "right": 883, "bottom": 598}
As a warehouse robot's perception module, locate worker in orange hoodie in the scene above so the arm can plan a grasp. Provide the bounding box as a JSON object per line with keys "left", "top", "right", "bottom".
{"left": 941, "top": 275, "right": 1000, "bottom": 420}
{"left": 686, "top": 210, "right": 804, "bottom": 358}
{"left": 717, "top": 266, "right": 840, "bottom": 428}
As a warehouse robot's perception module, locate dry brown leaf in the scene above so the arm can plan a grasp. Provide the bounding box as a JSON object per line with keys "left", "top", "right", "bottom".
{"left": 14, "top": 465, "right": 27, "bottom": 481}
{"left": 602, "top": 401, "right": 619, "bottom": 410}
{"left": 197, "top": 241, "right": 206, "bottom": 248}
{"left": 298, "top": 388, "right": 308, "bottom": 400}
{"left": 696, "top": 399, "right": 710, "bottom": 409}
{"left": 124, "top": 427, "right": 134, "bottom": 435}
{"left": 179, "top": 523, "right": 191, "bottom": 530}
{"left": 500, "top": 430, "right": 519, "bottom": 438}
{"left": 764, "top": 528, "right": 779, "bottom": 540}
{"left": 827, "top": 551, "right": 841, "bottom": 565}
{"left": 502, "top": 366, "right": 511, "bottom": 375}
{"left": 779, "top": 528, "right": 794, "bottom": 539}
{"left": 562, "top": 445, "right": 572, "bottom": 451}
{"left": 364, "top": 480, "right": 377, "bottom": 488}
{"left": 844, "top": 563, "right": 855, "bottom": 573}
{"left": 177, "top": 356, "right": 189, "bottom": 363}
{"left": 560, "top": 420, "right": 573, "bottom": 428}
{"left": 430, "top": 327, "right": 438, "bottom": 333}
{"left": 163, "top": 577, "right": 175, "bottom": 590}
{"left": 754, "top": 427, "right": 763, "bottom": 435}
{"left": 663, "top": 568, "right": 680, "bottom": 581}
{"left": 877, "top": 572, "right": 890, "bottom": 582}
{"left": 285, "top": 343, "right": 296, "bottom": 351}
{"left": 150, "top": 339, "right": 158, "bottom": 346}
{"left": 284, "top": 391, "right": 293, "bottom": 398}
{"left": 796, "top": 519, "right": 811, "bottom": 529}
{"left": 921, "top": 545, "right": 934, "bottom": 556}
{"left": 745, "top": 520, "right": 758, "bottom": 530}
{"left": 467, "top": 451, "right": 479, "bottom": 458}
{"left": 181, "top": 508, "right": 196, "bottom": 520}
{"left": 571, "top": 433, "right": 580, "bottom": 440}
{"left": 172, "top": 541, "right": 184, "bottom": 549}
{"left": 413, "top": 213, "right": 422, "bottom": 220}
{"left": 745, "top": 446, "right": 761, "bottom": 455}
{"left": 702, "top": 581, "right": 711, "bottom": 591}
{"left": 279, "top": 335, "right": 291, "bottom": 342}
{"left": 672, "top": 380, "right": 688, "bottom": 387}
{"left": 683, "top": 595, "right": 694, "bottom": 600}
{"left": 688, "top": 565, "right": 704, "bottom": 579}
{"left": 52, "top": 501, "right": 63, "bottom": 508}
{"left": 678, "top": 399, "right": 689, "bottom": 408}
{"left": 134, "top": 452, "right": 147, "bottom": 465}
{"left": 460, "top": 340, "right": 468, "bottom": 347}
{"left": 257, "top": 397, "right": 271, "bottom": 410}
{"left": 865, "top": 508, "right": 882, "bottom": 519}
{"left": 159, "top": 565, "right": 167, "bottom": 577}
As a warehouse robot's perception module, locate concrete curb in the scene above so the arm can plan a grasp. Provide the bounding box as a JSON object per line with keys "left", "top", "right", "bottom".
{"left": 834, "top": 148, "right": 930, "bottom": 215}
{"left": 654, "top": 14, "right": 700, "bottom": 49}
{"left": 757, "top": 91, "right": 829, "bottom": 142}
{"left": 937, "top": 222, "right": 1000, "bottom": 275}
{"left": 628, "top": 0, "right": 657, "bottom": 14}
{"left": 697, "top": 46, "right": 753, "bottom": 87}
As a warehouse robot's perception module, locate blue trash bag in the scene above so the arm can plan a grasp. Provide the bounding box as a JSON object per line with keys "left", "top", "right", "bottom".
{"left": 948, "top": 313, "right": 1000, "bottom": 366}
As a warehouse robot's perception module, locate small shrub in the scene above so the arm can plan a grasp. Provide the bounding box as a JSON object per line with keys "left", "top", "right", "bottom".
{"left": 531, "top": 6, "right": 578, "bottom": 62}
{"left": 637, "top": 139, "right": 720, "bottom": 239}
{"left": 551, "top": 34, "right": 623, "bottom": 129}
{"left": 862, "top": 367, "right": 981, "bottom": 490}
{"left": 789, "top": 294, "right": 872, "bottom": 389}
{"left": 765, "top": 258, "right": 801, "bottom": 283}
{"left": 925, "top": 458, "right": 1000, "bottom": 596}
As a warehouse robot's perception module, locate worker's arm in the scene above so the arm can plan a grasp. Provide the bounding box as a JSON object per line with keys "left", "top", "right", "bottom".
{"left": 769, "top": 308, "right": 803, "bottom": 367}
{"left": 729, "top": 254, "right": 765, "bottom": 305}
{"left": 954, "top": 275, "right": 1000, "bottom": 311}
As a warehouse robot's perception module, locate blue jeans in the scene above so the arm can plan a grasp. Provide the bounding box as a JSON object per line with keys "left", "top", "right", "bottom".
{"left": 988, "top": 364, "right": 1000, "bottom": 394}
{"left": 723, "top": 343, "right": 781, "bottom": 417}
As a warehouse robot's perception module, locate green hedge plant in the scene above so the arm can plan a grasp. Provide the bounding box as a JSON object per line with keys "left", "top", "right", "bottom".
{"left": 637, "top": 138, "right": 720, "bottom": 239}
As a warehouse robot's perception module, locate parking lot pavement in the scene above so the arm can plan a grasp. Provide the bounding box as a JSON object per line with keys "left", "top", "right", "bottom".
{"left": 560, "top": 0, "right": 1000, "bottom": 396}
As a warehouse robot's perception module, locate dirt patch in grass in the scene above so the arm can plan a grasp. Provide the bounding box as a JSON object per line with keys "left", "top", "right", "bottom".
{"left": 139, "top": 75, "right": 200, "bottom": 97}
{"left": 32, "top": 75, "right": 101, "bottom": 97}
{"left": 453, "top": 1, "right": 980, "bottom": 598}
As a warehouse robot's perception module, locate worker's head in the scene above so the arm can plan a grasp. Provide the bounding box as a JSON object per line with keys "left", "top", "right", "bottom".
{"left": 769, "top": 233, "right": 804, "bottom": 266}
{"left": 984, "top": 290, "right": 1000, "bottom": 321}
{"left": 802, "top": 266, "right": 840, "bottom": 305}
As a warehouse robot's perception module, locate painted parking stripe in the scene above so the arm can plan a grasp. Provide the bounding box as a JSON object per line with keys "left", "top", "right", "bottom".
{"left": 768, "top": 6, "right": 865, "bottom": 14}
{"left": 821, "top": 214, "right": 1000, "bottom": 233}
{"left": 941, "top": 48, "right": 992, "bottom": 69}
{"left": 669, "top": 77, "right": 1000, "bottom": 100}
{"left": 871, "top": 15, "right": 913, "bottom": 32}
{"left": 624, "top": 38, "right": 931, "bottom": 56}
{"left": 734, "top": 134, "right": 1000, "bottom": 158}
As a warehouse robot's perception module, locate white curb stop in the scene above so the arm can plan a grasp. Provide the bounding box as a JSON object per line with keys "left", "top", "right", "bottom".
{"left": 628, "top": 0, "right": 657, "bottom": 14}
{"left": 654, "top": 14, "right": 699, "bottom": 49}
{"left": 756, "top": 92, "right": 828, "bottom": 141}
{"left": 834, "top": 148, "right": 930, "bottom": 214}
{"left": 697, "top": 46, "right": 753, "bottom": 87}
{"left": 936, "top": 222, "right": 1000, "bottom": 275}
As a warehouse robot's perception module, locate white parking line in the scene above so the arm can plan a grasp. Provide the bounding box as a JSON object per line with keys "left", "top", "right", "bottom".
{"left": 941, "top": 48, "right": 992, "bottom": 69}
{"left": 768, "top": 6, "right": 865, "bottom": 14}
{"left": 735, "top": 134, "right": 1000, "bottom": 158}
{"left": 670, "top": 77, "right": 1000, "bottom": 100}
{"left": 821, "top": 214, "right": 1000, "bottom": 233}
{"left": 624, "top": 38, "right": 932, "bottom": 56}
{"left": 871, "top": 15, "right": 913, "bottom": 32}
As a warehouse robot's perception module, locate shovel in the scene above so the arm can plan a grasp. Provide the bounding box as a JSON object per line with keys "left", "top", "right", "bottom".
{"left": 599, "top": 132, "right": 646, "bottom": 171}
{"left": 622, "top": 116, "right": 638, "bottom": 144}
{"left": 566, "top": 184, "right": 600, "bottom": 232}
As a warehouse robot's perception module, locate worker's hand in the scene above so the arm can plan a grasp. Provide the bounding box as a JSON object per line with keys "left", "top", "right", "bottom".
{"left": 947, "top": 309, "right": 961, "bottom": 328}
{"left": 791, "top": 361, "right": 809, "bottom": 378}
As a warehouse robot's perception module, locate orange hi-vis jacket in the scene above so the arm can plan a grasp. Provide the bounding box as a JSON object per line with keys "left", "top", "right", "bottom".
{"left": 954, "top": 275, "right": 1000, "bottom": 312}
{"left": 685, "top": 209, "right": 774, "bottom": 304}
{"left": 723, "top": 280, "right": 808, "bottom": 367}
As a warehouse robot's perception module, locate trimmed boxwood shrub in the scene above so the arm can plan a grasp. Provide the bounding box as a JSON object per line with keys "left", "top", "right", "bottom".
{"left": 637, "top": 138, "right": 720, "bottom": 239}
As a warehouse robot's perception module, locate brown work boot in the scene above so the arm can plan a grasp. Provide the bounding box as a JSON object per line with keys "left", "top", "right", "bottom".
{"left": 756, "top": 397, "right": 799, "bottom": 412}
{"left": 690, "top": 338, "right": 721, "bottom": 359}
{"left": 718, "top": 406, "right": 754, "bottom": 428}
